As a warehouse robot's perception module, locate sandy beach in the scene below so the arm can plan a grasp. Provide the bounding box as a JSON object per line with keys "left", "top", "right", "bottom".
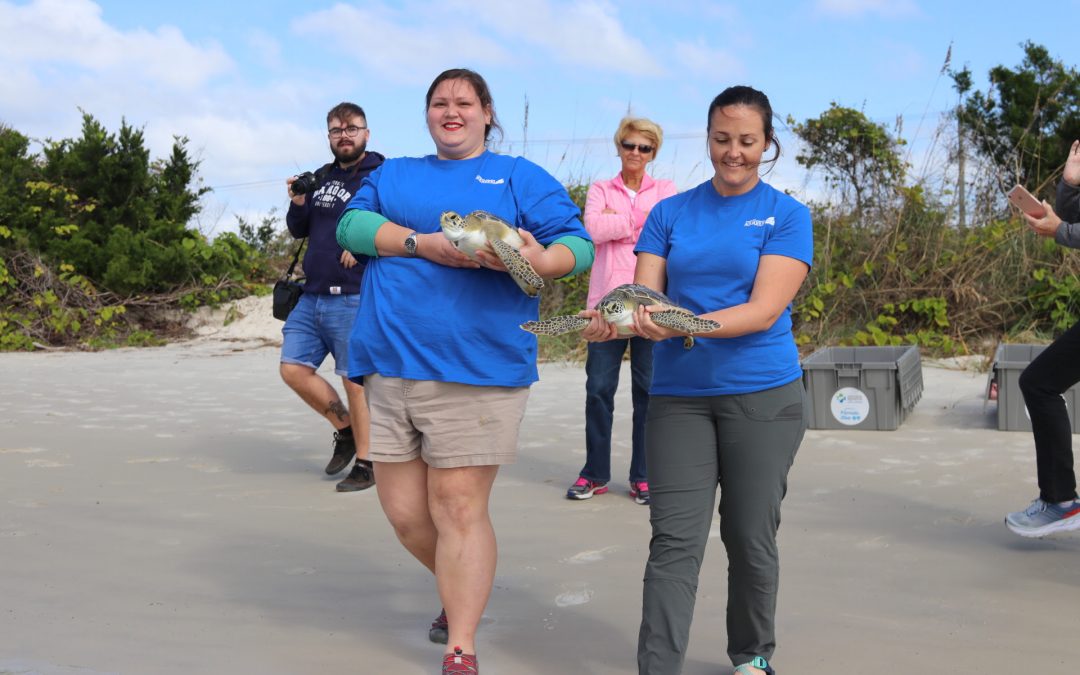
{"left": 2, "top": 299, "right": 1079, "bottom": 674}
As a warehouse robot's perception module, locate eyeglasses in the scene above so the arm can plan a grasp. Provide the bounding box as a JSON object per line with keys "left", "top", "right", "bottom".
{"left": 328, "top": 125, "right": 368, "bottom": 139}
{"left": 620, "top": 141, "right": 654, "bottom": 154}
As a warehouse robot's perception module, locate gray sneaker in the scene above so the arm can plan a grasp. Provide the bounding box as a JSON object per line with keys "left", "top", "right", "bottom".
{"left": 1005, "top": 498, "right": 1080, "bottom": 538}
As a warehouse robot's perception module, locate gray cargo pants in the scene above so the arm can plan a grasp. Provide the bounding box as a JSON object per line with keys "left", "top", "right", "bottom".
{"left": 637, "top": 378, "right": 806, "bottom": 674}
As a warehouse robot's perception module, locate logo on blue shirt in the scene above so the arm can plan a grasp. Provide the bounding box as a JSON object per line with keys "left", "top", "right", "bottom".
{"left": 744, "top": 216, "right": 775, "bottom": 227}
{"left": 475, "top": 175, "right": 505, "bottom": 185}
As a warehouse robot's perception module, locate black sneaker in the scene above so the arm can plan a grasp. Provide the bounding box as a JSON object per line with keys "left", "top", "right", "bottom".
{"left": 336, "top": 460, "right": 374, "bottom": 492}
{"left": 325, "top": 430, "right": 355, "bottom": 475}
{"left": 429, "top": 608, "right": 448, "bottom": 644}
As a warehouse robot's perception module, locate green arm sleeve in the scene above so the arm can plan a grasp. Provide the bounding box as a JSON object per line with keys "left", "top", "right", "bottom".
{"left": 336, "top": 209, "right": 389, "bottom": 258}
{"left": 549, "top": 235, "right": 595, "bottom": 278}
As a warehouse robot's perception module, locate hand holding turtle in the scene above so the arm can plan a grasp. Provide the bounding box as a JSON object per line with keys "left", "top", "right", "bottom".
{"left": 1064, "top": 139, "right": 1080, "bottom": 187}
{"left": 632, "top": 303, "right": 682, "bottom": 342}
{"left": 439, "top": 210, "right": 545, "bottom": 295}
{"left": 474, "top": 228, "right": 550, "bottom": 275}
{"left": 580, "top": 308, "right": 621, "bottom": 342}
{"left": 418, "top": 232, "right": 481, "bottom": 268}
{"left": 513, "top": 229, "right": 562, "bottom": 278}
{"left": 473, "top": 242, "right": 511, "bottom": 272}
{"left": 521, "top": 284, "right": 720, "bottom": 349}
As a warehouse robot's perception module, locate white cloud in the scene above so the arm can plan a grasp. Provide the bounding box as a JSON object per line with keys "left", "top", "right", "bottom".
{"left": 153, "top": 115, "right": 312, "bottom": 179}
{"left": 672, "top": 39, "right": 746, "bottom": 79}
{"left": 294, "top": 1, "right": 662, "bottom": 80}
{"left": 815, "top": 0, "right": 921, "bottom": 18}
{"left": 292, "top": 3, "right": 513, "bottom": 84}
{"left": 0, "top": 1, "right": 388, "bottom": 234}
{"left": 0, "top": 0, "right": 233, "bottom": 89}
{"left": 466, "top": 0, "right": 663, "bottom": 76}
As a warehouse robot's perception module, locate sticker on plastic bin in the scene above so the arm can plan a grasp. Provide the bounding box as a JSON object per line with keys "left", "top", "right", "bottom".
{"left": 830, "top": 387, "right": 870, "bottom": 426}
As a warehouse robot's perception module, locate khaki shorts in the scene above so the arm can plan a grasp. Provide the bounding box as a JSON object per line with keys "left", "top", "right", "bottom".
{"left": 364, "top": 374, "right": 531, "bottom": 468}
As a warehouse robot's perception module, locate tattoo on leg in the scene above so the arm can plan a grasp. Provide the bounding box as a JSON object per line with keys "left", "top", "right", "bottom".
{"left": 325, "top": 400, "right": 349, "bottom": 424}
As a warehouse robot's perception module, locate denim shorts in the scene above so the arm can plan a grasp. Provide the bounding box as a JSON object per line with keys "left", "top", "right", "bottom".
{"left": 280, "top": 292, "right": 360, "bottom": 376}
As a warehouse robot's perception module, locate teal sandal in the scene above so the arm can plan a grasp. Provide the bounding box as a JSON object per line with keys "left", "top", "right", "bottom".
{"left": 733, "top": 656, "right": 775, "bottom": 674}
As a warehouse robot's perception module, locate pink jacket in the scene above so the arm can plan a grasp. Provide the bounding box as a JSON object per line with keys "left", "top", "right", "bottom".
{"left": 584, "top": 172, "right": 678, "bottom": 308}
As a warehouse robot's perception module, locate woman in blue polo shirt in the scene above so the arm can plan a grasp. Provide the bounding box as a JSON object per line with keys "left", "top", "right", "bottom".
{"left": 336, "top": 68, "right": 592, "bottom": 675}
{"left": 585, "top": 85, "right": 812, "bottom": 675}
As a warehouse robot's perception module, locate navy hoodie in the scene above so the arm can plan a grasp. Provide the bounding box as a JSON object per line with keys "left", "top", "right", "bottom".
{"left": 285, "top": 151, "right": 385, "bottom": 294}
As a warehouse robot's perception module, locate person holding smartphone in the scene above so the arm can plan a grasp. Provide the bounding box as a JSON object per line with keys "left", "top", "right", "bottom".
{"left": 1005, "top": 139, "right": 1080, "bottom": 538}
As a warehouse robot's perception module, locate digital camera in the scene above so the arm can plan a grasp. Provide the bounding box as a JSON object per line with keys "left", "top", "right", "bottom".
{"left": 291, "top": 171, "right": 320, "bottom": 196}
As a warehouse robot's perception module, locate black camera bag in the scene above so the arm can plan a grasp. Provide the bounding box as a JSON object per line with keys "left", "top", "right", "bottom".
{"left": 273, "top": 239, "right": 306, "bottom": 321}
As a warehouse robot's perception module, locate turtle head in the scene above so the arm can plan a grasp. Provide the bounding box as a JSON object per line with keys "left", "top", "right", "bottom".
{"left": 597, "top": 296, "right": 630, "bottom": 323}
{"left": 440, "top": 211, "right": 466, "bottom": 242}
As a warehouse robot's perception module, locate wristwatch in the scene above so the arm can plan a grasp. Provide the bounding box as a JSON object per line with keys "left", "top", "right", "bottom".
{"left": 403, "top": 231, "right": 418, "bottom": 257}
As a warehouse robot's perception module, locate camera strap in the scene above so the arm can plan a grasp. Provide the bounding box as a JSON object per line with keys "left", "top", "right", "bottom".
{"left": 314, "top": 162, "right": 334, "bottom": 184}
{"left": 283, "top": 238, "right": 306, "bottom": 281}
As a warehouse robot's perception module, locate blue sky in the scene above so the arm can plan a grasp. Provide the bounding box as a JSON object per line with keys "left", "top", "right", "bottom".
{"left": 2, "top": 0, "right": 1078, "bottom": 234}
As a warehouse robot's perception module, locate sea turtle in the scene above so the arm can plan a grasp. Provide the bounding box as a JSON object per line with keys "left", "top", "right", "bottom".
{"left": 439, "top": 210, "right": 545, "bottom": 297}
{"left": 520, "top": 283, "right": 721, "bottom": 349}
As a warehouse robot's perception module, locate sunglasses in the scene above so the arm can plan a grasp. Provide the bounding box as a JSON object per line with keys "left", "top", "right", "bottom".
{"left": 620, "top": 141, "right": 654, "bottom": 154}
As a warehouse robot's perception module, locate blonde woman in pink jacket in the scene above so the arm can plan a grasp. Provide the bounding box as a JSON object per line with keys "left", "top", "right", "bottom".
{"left": 566, "top": 117, "right": 678, "bottom": 505}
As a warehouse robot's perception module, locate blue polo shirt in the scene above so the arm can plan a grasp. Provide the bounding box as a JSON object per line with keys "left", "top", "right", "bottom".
{"left": 343, "top": 151, "right": 590, "bottom": 387}
{"left": 635, "top": 179, "right": 813, "bottom": 396}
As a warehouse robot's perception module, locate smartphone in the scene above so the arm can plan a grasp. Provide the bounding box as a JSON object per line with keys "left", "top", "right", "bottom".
{"left": 1007, "top": 184, "right": 1046, "bottom": 217}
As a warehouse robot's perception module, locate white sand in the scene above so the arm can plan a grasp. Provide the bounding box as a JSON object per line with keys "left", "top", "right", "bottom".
{"left": 185, "top": 293, "right": 283, "bottom": 345}
{"left": 2, "top": 328, "right": 1079, "bottom": 674}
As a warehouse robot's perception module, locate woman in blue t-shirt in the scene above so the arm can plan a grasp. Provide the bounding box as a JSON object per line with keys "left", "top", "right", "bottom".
{"left": 584, "top": 86, "right": 812, "bottom": 675}
{"left": 336, "top": 68, "right": 592, "bottom": 675}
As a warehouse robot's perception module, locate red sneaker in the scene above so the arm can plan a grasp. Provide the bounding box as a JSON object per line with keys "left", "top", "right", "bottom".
{"left": 442, "top": 647, "right": 478, "bottom": 674}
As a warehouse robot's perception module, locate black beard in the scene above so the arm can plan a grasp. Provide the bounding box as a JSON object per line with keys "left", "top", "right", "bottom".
{"left": 332, "top": 140, "right": 366, "bottom": 165}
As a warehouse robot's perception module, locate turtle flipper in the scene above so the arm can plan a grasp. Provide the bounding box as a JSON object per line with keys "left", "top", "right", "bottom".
{"left": 490, "top": 238, "right": 544, "bottom": 297}
{"left": 520, "top": 315, "right": 590, "bottom": 336}
{"left": 650, "top": 311, "right": 721, "bottom": 335}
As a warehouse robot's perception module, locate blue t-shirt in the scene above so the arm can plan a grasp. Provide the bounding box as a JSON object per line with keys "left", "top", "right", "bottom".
{"left": 635, "top": 179, "right": 813, "bottom": 396}
{"left": 344, "top": 151, "right": 589, "bottom": 387}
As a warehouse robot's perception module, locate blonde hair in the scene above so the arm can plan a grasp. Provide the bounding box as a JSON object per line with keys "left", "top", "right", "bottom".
{"left": 614, "top": 117, "right": 664, "bottom": 156}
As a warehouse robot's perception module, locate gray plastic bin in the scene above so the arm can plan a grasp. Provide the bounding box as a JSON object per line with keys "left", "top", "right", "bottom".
{"left": 801, "top": 346, "right": 923, "bottom": 430}
{"left": 991, "top": 344, "right": 1080, "bottom": 433}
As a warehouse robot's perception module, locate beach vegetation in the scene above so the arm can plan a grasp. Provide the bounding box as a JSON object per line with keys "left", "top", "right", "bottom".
{"left": 1, "top": 42, "right": 1077, "bottom": 357}
{"left": 0, "top": 116, "right": 276, "bottom": 350}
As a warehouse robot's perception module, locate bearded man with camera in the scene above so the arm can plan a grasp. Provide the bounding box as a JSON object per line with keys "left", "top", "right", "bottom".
{"left": 281, "top": 102, "right": 385, "bottom": 492}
